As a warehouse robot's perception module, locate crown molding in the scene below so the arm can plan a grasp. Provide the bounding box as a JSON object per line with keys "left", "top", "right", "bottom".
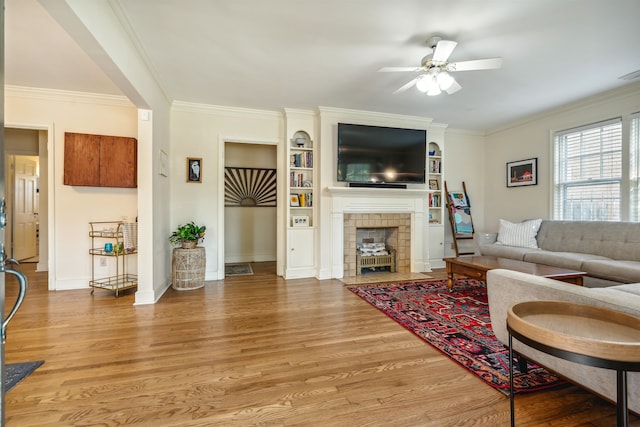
{"left": 172, "top": 101, "right": 282, "bottom": 120}
{"left": 5, "top": 85, "right": 134, "bottom": 107}
{"left": 317, "top": 106, "right": 433, "bottom": 129}
{"left": 487, "top": 81, "right": 640, "bottom": 136}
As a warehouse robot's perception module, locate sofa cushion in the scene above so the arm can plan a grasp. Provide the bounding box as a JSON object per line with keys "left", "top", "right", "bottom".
{"left": 598, "top": 283, "right": 640, "bottom": 297}
{"left": 478, "top": 243, "right": 539, "bottom": 261}
{"left": 523, "top": 250, "right": 609, "bottom": 271}
{"left": 496, "top": 218, "right": 542, "bottom": 248}
{"left": 581, "top": 260, "right": 640, "bottom": 284}
{"left": 536, "top": 220, "right": 640, "bottom": 262}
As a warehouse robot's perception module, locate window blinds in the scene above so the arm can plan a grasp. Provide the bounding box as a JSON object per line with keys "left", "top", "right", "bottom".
{"left": 554, "top": 118, "right": 622, "bottom": 220}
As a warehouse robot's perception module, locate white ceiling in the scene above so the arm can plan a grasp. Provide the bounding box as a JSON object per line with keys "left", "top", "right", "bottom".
{"left": 6, "top": 0, "right": 640, "bottom": 131}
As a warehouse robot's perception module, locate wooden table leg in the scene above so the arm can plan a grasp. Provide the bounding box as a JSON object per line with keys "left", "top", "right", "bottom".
{"left": 445, "top": 263, "right": 455, "bottom": 290}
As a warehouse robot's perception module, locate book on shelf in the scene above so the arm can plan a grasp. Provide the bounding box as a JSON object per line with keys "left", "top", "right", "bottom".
{"left": 291, "top": 192, "right": 312, "bottom": 207}
{"left": 290, "top": 152, "right": 313, "bottom": 168}
{"left": 429, "top": 193, "right": 441, "bottom": 207}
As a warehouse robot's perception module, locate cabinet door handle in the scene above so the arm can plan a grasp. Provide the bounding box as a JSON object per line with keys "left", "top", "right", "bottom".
{"left": 3, "top": 267, "right": 28, "bottom": 343}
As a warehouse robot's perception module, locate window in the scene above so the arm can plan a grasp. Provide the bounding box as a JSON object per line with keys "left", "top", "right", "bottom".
{"left": 553, "top": 118, "right": 622, "bottom": 221}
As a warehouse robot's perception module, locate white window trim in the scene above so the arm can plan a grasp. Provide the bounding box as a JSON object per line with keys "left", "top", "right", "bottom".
{"left": 551, "top": 113, "right": 640, "bottom": 222}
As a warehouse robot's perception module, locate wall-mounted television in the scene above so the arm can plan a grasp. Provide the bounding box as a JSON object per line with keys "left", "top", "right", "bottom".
{"left": 337, "top": 123, "right": 426, "bottom": 184}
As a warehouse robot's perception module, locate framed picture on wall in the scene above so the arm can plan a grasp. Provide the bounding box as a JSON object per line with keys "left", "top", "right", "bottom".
{"left": 507, "top": 157, "right": 537, "bottom": 187}
{"left": 187, "top": 157, "right": 202, "bottom": 183}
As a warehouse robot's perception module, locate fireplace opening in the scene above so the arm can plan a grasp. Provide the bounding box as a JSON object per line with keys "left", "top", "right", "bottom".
{"left": 355, "top": 227, "right": 397, "bottom": 275}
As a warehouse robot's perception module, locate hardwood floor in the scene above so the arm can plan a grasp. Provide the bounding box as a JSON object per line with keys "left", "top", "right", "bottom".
{"left": 3, "top": 262, "right": 637, "bottom": 426}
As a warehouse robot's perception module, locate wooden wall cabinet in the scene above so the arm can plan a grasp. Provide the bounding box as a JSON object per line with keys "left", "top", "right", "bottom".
{"left": 64, "top": 132, "right": 137, "bottom": 188}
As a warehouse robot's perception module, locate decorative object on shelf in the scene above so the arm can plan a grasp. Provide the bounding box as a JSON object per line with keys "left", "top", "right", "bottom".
{"left": 292, "top": 215, "right": 309, "bottom": 227}
{"left": 302, "top": 179, "right": 312, "bottom": 187}
{"left": 186, "top": 157, "right": 202, "bottom": 183}
{"left": 104, "top": 243, "right": 113, "bottom": 253}
{"left": 224, "top": 167, "right": 277, "bottom": 207}
{"left": 429, "top": 179, "right": 439, "bottom": 190}
{"left": 291, "top": 130, "right": 311, "bottom": 148}
{"left": 290, "top": 194, "right": 300, "bottom": 207}
{"left": 169, "top": 221, "right": 206, "bottom": 248}
{"left": 507, "top": 157, "right": 537, "bottom": 187}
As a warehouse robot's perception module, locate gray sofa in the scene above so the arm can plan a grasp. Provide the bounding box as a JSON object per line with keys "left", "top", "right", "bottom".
{"left": 479, "top": 220, "right": 640, "bottom": 287}
{"left": 487, "top": 269, "right": 640, "bottom": 413}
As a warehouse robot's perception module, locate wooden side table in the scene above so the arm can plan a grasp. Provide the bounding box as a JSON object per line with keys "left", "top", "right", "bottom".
{"left": 507, "top": 301, "right": 640, "bottom": 427}
{"left": 172, "top": 247, "right": 206, "bottom": 290}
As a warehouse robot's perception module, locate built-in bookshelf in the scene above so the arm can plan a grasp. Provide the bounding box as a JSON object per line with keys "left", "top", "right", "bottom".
{"left": 284, "top": 109, "right": 317, "bottom": 279}
{"left": 289, "top": 130, "right": 314, "bottom": 226}
{"left": 428, "top": 142, "right": 443, "bottom": 225}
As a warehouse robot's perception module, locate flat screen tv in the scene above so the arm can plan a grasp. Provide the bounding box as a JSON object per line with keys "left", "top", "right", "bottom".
{"left": 337, "top": 123, "right": 426, "bottom": 184}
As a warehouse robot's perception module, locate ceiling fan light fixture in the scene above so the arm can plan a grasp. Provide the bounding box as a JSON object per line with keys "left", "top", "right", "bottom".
{"left": 415, "top": 74, "right": 431, "bottom": 92}
{"left": 436, "top": 70, "right": 455, "bottom": 91}
{"left": 426, "top": 81, "right": 441, "bottom": 96}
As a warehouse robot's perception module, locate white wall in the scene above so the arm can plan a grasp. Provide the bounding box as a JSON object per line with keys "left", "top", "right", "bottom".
{"left": 484, "top": 82, "right": 640, "bottom": 231}
{"left": 170, "top": 103, "right": 283, "bottom": 279}
{"left": 442, "top": 128, "right": 486, "bottom": 256}
{"left": 224, "top": 142, "right": 277, "bottom": 263}
{"left": 5, "top": 86, "right": 138, "bottom": 290}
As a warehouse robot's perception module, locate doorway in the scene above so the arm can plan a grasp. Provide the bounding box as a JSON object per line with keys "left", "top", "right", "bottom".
{"left": 4, "top": 128, "right": 48, "bottom": 270}
{"left": 223, "top": 141, "right": 278, "bottom": 276}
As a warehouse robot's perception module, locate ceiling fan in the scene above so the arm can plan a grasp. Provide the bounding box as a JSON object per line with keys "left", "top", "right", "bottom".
{"left": 379, "top": 36, "right": 503, "bottom": 96}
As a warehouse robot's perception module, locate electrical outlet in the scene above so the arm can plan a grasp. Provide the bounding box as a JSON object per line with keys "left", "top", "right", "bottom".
{"left": 100, "top": 257, "right": 107, "bottom": 267}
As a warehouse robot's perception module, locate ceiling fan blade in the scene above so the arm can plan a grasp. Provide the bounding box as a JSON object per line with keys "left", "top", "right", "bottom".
{"left": 432, "top": 40, "right": 457, "bottom": 63}
{"left": 393, "top": 77, "right": 419, "bottom": 94}
{"left": 378, "top": 66, "right": 420, "bottom": 72}
{"left": 445, "top": 80, "right": 462, "bottom": 94}
{"left": 449, "top": 57, "right": 503, "bottom": 71}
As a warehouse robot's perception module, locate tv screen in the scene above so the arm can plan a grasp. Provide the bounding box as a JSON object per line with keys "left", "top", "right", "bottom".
{"left": 337, "top": 123, "right": 426, "bottom": 184}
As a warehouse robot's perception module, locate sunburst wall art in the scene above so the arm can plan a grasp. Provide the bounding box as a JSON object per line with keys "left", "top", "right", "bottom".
{"left": 224, "top": 167, "right": 277, "bottom": 207}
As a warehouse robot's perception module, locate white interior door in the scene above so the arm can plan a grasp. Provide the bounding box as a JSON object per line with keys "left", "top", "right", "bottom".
{"left": 13, "top": 156, "right": 38, "bottom": 261}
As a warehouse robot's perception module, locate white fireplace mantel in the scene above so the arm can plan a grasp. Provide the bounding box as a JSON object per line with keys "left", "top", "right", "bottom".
{"left": 328, "top": 186, "right": 429, "bottom": 278}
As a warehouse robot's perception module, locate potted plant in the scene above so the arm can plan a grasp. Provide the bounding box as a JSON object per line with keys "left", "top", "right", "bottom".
{"left": 169, "top": 221, "right": 206, "bottom": 249}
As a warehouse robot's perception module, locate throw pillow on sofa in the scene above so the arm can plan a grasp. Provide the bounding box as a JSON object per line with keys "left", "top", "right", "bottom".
{"left": 496, "top": 218, "right": 542, "bottom": 248}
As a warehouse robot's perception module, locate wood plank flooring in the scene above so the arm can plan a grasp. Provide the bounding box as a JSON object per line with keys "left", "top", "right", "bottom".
{"left": 3, "top": 262, "right": 637, "bottom": 426}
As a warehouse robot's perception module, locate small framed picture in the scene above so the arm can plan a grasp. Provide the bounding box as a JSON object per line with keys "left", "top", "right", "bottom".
{"left": 292, "top": 215, "right": 309, "bottom": 227}
{"left": 507, "top": 158, "right": 537, "bottom": 187}
{"left": 290, "top": 194, "right": 300, "bottom": 207}
{"left": 429, "top": 179, "right": 439, "bottom": 190}
{"left": 187, "top": 157, "right": 202, "bottom": 183}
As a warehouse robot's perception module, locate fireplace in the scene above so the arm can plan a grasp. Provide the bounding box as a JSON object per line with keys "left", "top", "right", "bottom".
{"left": 328, "top": 186, "right": 429, "bottom": 279}
{"left": 344, "top": 214, "right": 411, "bottom": 277}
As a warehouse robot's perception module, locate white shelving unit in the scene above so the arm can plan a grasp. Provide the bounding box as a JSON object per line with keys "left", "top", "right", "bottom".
{"left": 289, "top": 130, "right": 314, "bottom": 227}
{"left": 428, "top": 141, "right": 445, "bottom": 268}
{"left": 284, "top": 109, "right": 317, "bottom": 279}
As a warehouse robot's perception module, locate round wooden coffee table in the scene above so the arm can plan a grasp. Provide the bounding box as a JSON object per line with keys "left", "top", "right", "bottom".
{"left": 507, "top": 301, "right": 640, "bottom": 427}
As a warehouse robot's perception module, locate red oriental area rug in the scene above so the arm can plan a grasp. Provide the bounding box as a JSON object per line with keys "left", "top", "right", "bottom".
{"left": 349, "top": 278, "right": 566, "bottom": 394}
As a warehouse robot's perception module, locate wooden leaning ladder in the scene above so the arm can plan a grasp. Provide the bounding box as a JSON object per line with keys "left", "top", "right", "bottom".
{"left": 444, "top": 181, "right": 475, "bottom": 256}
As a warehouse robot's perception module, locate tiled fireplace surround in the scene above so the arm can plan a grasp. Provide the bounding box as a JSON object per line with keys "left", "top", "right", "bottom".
{"left": 328, "top": 187, "right": 428, "bottom": 278}
{"left": 344, "top": 214, "right": 410, "bottom": 277}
